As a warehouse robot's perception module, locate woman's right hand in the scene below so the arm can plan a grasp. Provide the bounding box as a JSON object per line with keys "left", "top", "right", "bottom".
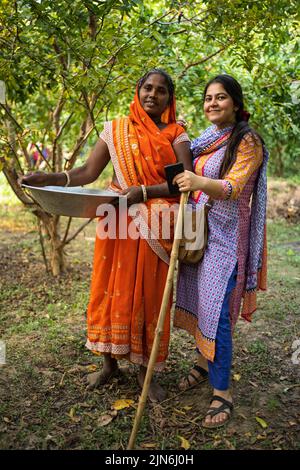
{"left": 18, "top": 171, "right": 53, "bottom": 187}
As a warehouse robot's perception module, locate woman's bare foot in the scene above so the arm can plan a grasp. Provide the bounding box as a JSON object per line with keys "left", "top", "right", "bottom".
{"left": 137, "top": 366, "right": 167, "bottom": 403}
{"left": 86, "top": 356, "right": 119, "bottom": 390}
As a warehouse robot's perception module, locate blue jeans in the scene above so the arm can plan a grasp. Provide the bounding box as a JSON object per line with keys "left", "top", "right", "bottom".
{"left": 207, "top": 266, "right": 237, "bottom": 391}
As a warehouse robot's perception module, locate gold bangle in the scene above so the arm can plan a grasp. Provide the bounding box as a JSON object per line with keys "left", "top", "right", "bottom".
{"left": 141, "top": 184, "right": 147, "bottom": 202}
{"left": 63, "top": 170, "right": 71, "bottom": 187}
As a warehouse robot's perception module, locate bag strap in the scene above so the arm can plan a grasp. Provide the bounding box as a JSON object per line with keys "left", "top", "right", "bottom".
{"left": 185, "top": 191, "right": 214, "bottom": 211}
{"left": 205, "top": 197, "right": 214, "bottom": 211}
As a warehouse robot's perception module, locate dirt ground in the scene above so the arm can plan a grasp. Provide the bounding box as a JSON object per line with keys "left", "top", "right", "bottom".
{"left": 0, "top": 180, "right": 299, "bottom": 450}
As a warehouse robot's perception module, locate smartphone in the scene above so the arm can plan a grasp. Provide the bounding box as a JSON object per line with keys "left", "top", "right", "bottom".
{"left": 164, "top": 162, "right": 184, "bottom": 194}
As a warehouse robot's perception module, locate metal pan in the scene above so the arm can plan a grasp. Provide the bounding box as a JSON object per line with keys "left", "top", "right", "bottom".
{"left": 22, "top": 184, "right": 124, "bottom": 218}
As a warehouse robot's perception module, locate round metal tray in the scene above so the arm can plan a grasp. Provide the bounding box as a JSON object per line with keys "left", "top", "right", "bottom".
{"left": 22, "top": 184, "right": 124, "bottom": 218}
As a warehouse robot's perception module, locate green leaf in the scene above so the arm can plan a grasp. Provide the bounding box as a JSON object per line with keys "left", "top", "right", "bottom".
{"left": 255, "top": 417, "right": 268, "bottom": 429}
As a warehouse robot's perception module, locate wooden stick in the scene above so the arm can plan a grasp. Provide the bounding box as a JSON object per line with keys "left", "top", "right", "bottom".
{"left": 127, "top": 191, "right": 189, "bottom": 450}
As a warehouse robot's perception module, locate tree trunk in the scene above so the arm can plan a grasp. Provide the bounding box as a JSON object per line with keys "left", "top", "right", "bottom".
{"left": 41, "top": 215, "right": 65, "bottom": 277}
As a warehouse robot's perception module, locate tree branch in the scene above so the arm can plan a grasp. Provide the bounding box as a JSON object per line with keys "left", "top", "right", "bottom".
{"left": 64, "top": 218, "right": 93, "bottom": 246}
{"left": 61, "top": 217, "right": 72, "bottom": 246}
{"left": 179, "top": 45, "right": 230, "bottom": 78}
{"left": 52, "top": 92, "right": 66, "bottom": 172}
{"left": 55, "top": 112, "right": 74, "bottom": 142}
{"left": 0, "top": 103, "right": 23, "bottom": 130}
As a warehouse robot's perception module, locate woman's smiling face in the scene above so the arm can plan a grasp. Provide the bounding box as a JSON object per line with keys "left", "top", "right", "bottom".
{"left": 204, "top": 82, "right": 238, "bottom": 129}
{"left": 139, "top": 73, "right": 170, "bottom": 119}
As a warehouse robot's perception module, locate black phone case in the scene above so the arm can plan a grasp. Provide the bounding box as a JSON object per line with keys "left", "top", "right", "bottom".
{"left": 164, "top": 162, "right": 184, "bottom": 194}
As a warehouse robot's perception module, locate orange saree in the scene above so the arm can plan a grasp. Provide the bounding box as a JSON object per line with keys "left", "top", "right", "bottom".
{"left": 86, "top": 91, "right": 189, "bottom": 370}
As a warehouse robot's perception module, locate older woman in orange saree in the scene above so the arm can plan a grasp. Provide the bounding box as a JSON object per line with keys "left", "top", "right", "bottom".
{"left": 20, "top": 69, "right": 191, "bottom": 401}
{"left": 21, "top": 69, "right": 191, "bottom": 401}
{"left": 84, "top": 69, "right": 192, "bottom": 401}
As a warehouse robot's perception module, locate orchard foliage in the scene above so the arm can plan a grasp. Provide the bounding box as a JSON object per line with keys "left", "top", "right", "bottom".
{"left": 0, "top": 0, "right": 299, "bottom": 273}
{"left": 0, "top": 0, "right": 299, "bottom": 172}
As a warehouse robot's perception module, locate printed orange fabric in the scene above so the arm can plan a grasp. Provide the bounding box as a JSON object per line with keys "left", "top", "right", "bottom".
{"left": 86, "top": 90, "right": 188, "bottom": 370}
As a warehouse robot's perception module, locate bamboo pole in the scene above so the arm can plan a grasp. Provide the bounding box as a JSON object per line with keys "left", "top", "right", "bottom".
{"left": 127, "top": 191, "right": 189, "bottom": 450}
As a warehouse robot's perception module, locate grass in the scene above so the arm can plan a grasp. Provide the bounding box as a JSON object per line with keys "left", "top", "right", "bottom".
{"left": 0, "top": 194, "right": 299, "bottom": 450}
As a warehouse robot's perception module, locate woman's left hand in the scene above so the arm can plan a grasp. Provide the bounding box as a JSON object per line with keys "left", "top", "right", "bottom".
{"left": 120, "top": 186, "right": 144, "bottom": 206}
{"left": 176, "top": 118, "right": 188, "bottom": 130}
{"left": 173, "top": 170, "right": 202, "bottom": 192}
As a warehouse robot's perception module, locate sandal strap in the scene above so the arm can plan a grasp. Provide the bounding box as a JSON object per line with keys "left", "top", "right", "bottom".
{"left": 193, "top": 364, "right": 208, "bottom": 378}
{"left": 188, "top": 371, "right": 201, "bottom": 384}
{"left": 180, "top": 364, "right": 208, "bottom": 391}
{"left": 210, "top": 395, "right": 233, "bottom": 410}
{"left": 206, "top": 403, "right": 232, "bottom": 418}
{"left": 186, "top": 365, "right": 208, "bottom": 384}
{"left": 185, "top": 375, "right": 193, "bottom": 387}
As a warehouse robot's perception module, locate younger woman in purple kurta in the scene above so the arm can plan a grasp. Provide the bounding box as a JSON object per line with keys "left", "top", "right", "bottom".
{"left": 173, "top": 75, "right": 268, "bottom": 428}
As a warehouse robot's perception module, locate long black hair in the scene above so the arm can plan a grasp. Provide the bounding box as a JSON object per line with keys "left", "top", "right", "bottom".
{"left": 138, "top": 68, "right": 175, "bottom": 105}
{"left": 204, "top": 74, "right": 262, "bottom": 178}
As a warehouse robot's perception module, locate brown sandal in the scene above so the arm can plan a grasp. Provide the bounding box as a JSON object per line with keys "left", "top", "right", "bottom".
{"left": 202, "top": 395, "right": 233, "bottom": 429}
{"left": 178, "top": 364, "right": 208, "bottom": 391}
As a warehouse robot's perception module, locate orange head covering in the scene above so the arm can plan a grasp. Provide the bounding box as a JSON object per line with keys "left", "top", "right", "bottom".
{"left": 122, "top": 87, "right": 178, "bottom": 186}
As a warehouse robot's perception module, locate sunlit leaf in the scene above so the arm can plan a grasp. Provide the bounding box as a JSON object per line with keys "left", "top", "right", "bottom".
{"left": 178, "top": 435, "right": 190, "bottom": 450}
{"left": 87, "top": 364, "right": 98, "bottom": 372}
{"left": 233, "top": 373, "right": 241, "bottom": 381}
{"left": 112, "top": 399, "right": 134, "bottom": 410}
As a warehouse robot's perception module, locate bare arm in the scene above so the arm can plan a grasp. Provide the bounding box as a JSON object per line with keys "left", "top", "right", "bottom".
{"left": 20, "top": 138, "right": 110, "bottom": 187}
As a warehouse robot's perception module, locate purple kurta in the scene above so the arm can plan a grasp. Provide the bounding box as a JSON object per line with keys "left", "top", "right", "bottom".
{"left": 174, "top": 126, "right": 266, "bottom": 361}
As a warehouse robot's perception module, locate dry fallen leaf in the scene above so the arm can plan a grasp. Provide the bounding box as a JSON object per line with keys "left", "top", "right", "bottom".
{"left": 233, "top": 373, "right": 241, "bottom": 382}
{"left": 249, "top": 380, "right": 258, "bottom": 388}
{"left": 178, "top": 435, "right": 190, "bottom": 450}
{"left": 255, "top": 416, "right": 268, "bottom": 429}
{"left": 97, "top": 413, "right": 114, "bottom": 427}
{"left": 256, "top": 434, "right": 267, "bottom": 440}
{"left": 68, "top": 407, "right": 80, "bottom": 423}
{"left": 224, "top": 438, "right": 236, "bottom": 450}
{"left": 174, "top": 408, "right": 186, "bottom": 415}
{"left": 112, "top": 399, "right": 134, "bottom": 410}
{"left": 140, "top": 443, "right": 157, "bottom": 449}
